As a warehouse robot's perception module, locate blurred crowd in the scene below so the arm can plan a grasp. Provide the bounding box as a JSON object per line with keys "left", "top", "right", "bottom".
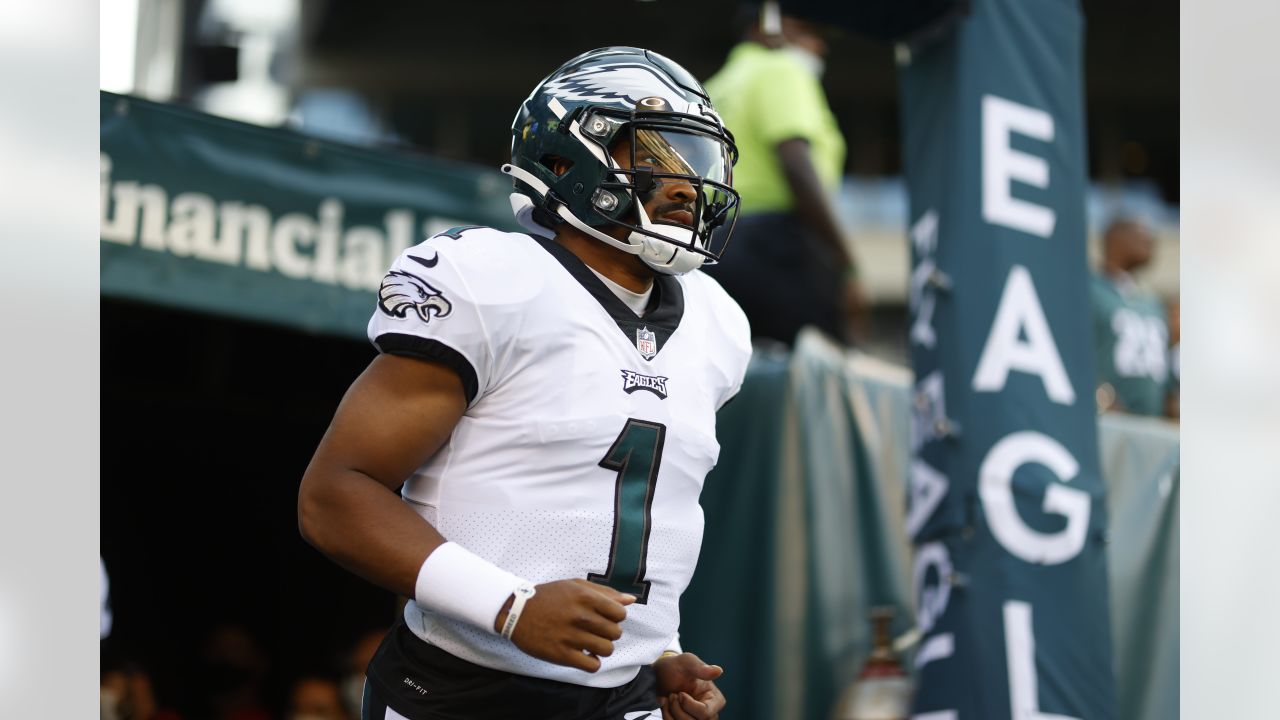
{"left": 101, "top": 623, "right": 387, "bottom": 720}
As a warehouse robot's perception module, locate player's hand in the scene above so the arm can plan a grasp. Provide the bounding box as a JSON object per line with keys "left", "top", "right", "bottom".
{"left": 654, "top": 652, "right": 726, "bottom": 719}
{"left": 495, "top": 578, "right": 635, "bottom": 673}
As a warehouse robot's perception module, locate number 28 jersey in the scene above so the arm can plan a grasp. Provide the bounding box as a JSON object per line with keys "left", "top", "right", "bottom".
{"left": 366, "top": 227, "right": 752, "bottom": 688}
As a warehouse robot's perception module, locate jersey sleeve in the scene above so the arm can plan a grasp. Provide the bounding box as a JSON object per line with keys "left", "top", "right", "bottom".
{"left": 367, "top": 238, "right": 496, "bottom": 406}
{"left": 697, "top": 273, "right": 753, "bottom": 410}
{"left": 717, "top": 302, "right": 753, "bottom": 409}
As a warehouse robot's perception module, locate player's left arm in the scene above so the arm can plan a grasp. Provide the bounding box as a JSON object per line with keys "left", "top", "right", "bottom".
{"left": 653, "top": 652, "right": 726, "bottom": 719}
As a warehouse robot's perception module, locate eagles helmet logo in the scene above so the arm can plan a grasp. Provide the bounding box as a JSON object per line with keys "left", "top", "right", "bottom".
{"left": 541, "top": 64, "right": 691, "bottom": 112}
{"left": 378, "top": 270, "right": 453, "bottom": 324}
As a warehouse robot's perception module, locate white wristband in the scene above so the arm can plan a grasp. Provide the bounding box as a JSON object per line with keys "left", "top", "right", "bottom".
{"left": 414, "top": 542, "right": 525, "bottom": 634}
{"left": 500, "top": 583, "right": 537, "bottom": 640}
{"left": 664, "top": 632, "right": 683, "bottom": 655}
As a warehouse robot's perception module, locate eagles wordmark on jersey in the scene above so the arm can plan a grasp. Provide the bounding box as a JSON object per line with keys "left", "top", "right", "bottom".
{"left": 367, "top": 225, "right": 751, "bottom": 688}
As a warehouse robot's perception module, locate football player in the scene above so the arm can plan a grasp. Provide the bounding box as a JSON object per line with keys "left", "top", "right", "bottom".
{"left": 298, "top": 47, "right": 751, "bottom": 720}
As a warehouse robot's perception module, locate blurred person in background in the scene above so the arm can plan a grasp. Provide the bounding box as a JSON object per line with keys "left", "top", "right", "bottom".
{"left": 702, "top": 1, "right": 867, "bottom": 348}
{"left": 298, "top": 46, "right": 749, "bottom": 720}
{"left": 194, "top": 623, "right": 273, "bottom": 720}
{"left": 1091, "top": 217, "right": 1170, "bottom": 417}
{"left": 287, "top": 675, "right": 350, "bottom": 720}
{"left": 339, "top": 628, "right": 388, "bottom": 719}
{"left": 101, "top": 656, "right": 184, "bottom": 720}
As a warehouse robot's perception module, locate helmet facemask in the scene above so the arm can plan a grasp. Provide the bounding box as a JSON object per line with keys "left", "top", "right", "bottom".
{"left": 577, "top": 105, "right": 740, "bottom": 274}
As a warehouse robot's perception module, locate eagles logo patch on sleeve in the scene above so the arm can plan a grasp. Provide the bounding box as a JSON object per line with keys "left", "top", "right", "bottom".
{"left": 377, "top": 269, "right": 453, "bottom": 324}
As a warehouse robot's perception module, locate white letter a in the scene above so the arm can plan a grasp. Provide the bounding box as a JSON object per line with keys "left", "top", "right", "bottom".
{"left": 972, "top": 265, "right": 1075, "bottom": 405}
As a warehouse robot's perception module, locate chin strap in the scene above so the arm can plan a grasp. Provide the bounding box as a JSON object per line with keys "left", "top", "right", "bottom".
{"left": 630, "top": 201, "right": 704, "bottom": 274}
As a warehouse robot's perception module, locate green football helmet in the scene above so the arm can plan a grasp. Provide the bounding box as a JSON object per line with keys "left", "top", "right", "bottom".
{"left": 504, "top": 47, "right": 740, "bottom": 275}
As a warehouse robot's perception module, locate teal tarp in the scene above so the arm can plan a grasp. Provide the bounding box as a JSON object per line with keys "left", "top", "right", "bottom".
{"left": 682, "top": 331, "right": 1177, "bottom": 720}
{"left": 1099, "top": 413, "right": 1179, "bottom": 720}
{"left": 682, "top": 333, "right": 915, "bottom": 720}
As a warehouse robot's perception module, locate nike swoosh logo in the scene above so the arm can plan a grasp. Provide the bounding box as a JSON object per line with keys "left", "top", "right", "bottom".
{"left": 408, "top": 253, "right": 439, "bottom": 269}
{"left": 623, "top": 711, "right": 661, "bottom": 720}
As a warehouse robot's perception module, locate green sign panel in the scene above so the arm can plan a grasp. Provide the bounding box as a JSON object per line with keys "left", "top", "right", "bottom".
{"left": 100, "top": 91, "right": 519, "bottom": 339}
{"left": 898, "top": 0, "right": 1118, "bottom": 717}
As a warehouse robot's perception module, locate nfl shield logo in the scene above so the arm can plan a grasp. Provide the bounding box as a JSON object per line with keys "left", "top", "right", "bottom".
{"left": 635, "top": 326, "right": 658, "bottom": 360}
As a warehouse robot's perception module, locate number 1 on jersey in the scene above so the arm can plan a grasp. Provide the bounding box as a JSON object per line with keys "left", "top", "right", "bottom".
{"left": 588, "top": 419, "right": 665, "bottom": 604}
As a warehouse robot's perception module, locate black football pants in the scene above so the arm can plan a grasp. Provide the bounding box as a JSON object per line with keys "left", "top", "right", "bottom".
{"left": 362, "top": 620, "right": 661, "bottom": 720}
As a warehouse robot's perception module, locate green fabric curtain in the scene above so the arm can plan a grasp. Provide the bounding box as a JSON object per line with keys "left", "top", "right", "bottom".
{"left": 1099, "top": 413, "right": 1180, "bottom": 720}
{"left": 682, "top": 332, "right": 1177, "bottom": 720}
{"left": 682, "top": 332, "right": 916, "bottom": 720}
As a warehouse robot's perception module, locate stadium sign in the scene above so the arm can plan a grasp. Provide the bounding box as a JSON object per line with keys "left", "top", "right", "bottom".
{"left": 100, "top": 92, "right": 517, "bottom": 339}
{"left": 899, "top": 0, "right": 1118, "bottom": 718}
{"left": 101, "top": 161, "right": 424, "bottom": 292}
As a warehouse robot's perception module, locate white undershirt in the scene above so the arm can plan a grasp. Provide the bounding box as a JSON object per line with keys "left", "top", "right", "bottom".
{"left": 587, "top": 266, "right": 653, "bottom": 317}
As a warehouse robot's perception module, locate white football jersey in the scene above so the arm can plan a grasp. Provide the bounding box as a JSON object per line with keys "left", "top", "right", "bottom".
{"left": 366, "top": 226, "right": 751, "bottom": 688}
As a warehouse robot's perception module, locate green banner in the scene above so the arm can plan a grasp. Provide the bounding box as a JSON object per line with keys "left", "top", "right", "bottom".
{"left": 100, "top": 92, "right": 519, "bottom": 338}
{"left": 897, "top": 0, "right": 1117, "bottom": 717}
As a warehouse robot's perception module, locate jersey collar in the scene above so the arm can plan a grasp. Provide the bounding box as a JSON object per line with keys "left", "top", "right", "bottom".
{"left": 531, "top": 235, "right": 685, "bottom": 360}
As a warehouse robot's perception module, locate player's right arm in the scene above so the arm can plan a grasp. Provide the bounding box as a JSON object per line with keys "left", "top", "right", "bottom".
{"left": 298, "top": 352, "right": 463, "bottom": 603}
{"left": 298, "top": 314, "right": 633, "bottom": 673}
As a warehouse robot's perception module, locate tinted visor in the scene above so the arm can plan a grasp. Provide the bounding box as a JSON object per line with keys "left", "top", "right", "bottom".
{"left": 592, "top": 115, "right": 741, "bottom": 262}
{"left": 632, "top": 128, "right": 731, "bottom": 186}
{"left": 627, "top": 127, "right": 735, "bottom": 239}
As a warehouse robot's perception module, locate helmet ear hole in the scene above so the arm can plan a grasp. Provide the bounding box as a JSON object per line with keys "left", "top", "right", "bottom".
{"left": 541, "top": 155, "right": 573, "bottom": 177}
